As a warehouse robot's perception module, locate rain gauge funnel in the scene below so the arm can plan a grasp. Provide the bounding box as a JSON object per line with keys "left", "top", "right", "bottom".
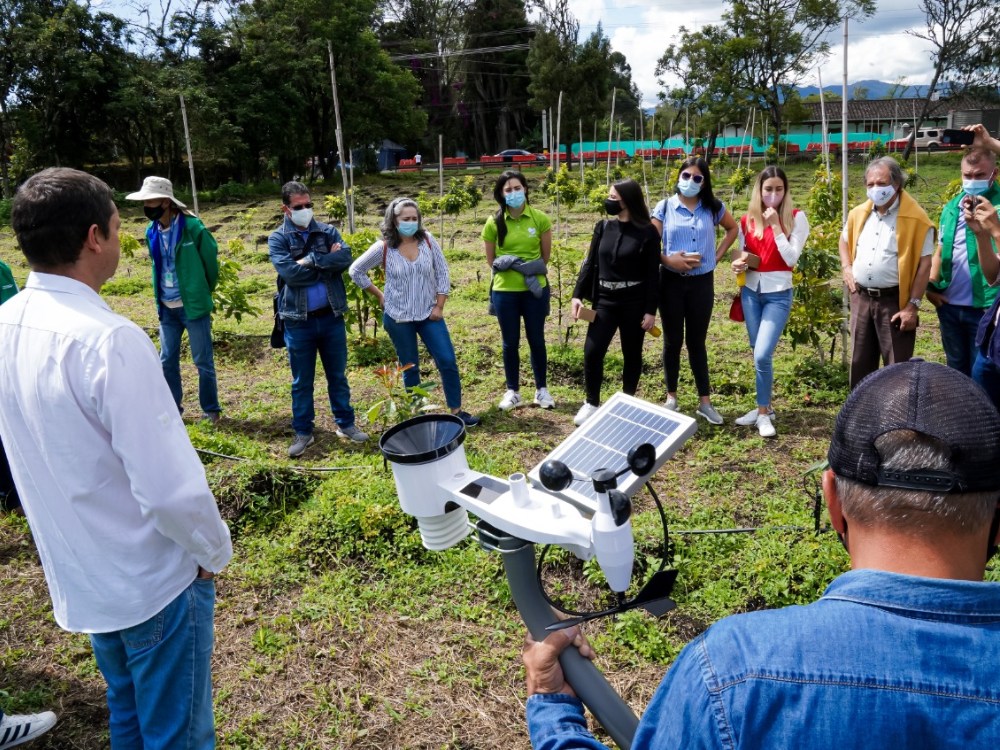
{"left": 379, "top": 414, "right": 471, "bottom": 550}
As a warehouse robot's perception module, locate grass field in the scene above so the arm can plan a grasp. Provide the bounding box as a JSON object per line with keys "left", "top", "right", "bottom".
{"left": 0, "top": 153, "right": 990, "bottom": 749}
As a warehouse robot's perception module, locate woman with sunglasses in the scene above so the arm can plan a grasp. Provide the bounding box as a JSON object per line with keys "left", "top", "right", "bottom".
{"left": 730, "top": 167, "right": 809, "bottom": 437}
{"left": 482, "top": 170, "right": 555, "bottom": 412}
{"left": 652, "top": 156, "right": 738, "bottom": 424}
{"left": 570, "top": 178, "right": 660, "bottom": 426}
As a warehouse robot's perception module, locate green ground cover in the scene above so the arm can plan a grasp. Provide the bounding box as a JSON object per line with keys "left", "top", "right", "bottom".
{"left": 0, "top": 153, "right": 987, "bottom": 749}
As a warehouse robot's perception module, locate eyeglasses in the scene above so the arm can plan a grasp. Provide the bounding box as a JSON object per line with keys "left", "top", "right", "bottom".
{"left": 680, "top": 172, "right": 704, "bottom": 184}
{"left": 290, "top": 202, "right": 313, "bottom": 210}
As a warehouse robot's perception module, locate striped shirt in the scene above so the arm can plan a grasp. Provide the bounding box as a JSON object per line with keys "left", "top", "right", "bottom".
{"left": 653, "top": 194, "right": 726, "bottom": 276}
{"left": 349, "top": 233, "right": 451, "bottom": 322}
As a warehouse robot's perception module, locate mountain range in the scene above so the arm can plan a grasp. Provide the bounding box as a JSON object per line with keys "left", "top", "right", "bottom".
{"left": 794, "top": 79, "right": 944, "bottom": 100}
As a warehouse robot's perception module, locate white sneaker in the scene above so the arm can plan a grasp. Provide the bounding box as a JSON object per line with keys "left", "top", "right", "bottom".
{"left": 534, "top": 387, "right": 556, "bottom": 409}
{"left": 735, "top": 407, "right": 775, "bottom": 426}
{"left": 663, "top": 396, "right": 678, "bottom": 411}
{"left": 757, "top": 413, "right": 776, "bottom": 438}
{"left": 574, "top": 402, "right": 599, "bottom": 426}
{"left": 499, "top": 389, "right": 523, "bottom": 411}
{"left": 0, "top": 711, "right": 57, "bottom": 748}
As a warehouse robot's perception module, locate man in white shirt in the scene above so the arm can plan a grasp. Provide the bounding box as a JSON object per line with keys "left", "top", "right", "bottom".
{"left": 0, "top": 168, "right": 233, "bottom": 749}
{"left": 839, "top": 157, "right": 935, "bottom": 387}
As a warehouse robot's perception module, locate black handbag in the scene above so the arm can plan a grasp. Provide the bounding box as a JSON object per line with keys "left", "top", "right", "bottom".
{"left": 270, "top": 275, "right": 286, "bottom": 349}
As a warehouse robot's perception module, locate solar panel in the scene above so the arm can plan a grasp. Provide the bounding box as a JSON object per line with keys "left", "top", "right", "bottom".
{"left": 528, "top": 393, "right": 698, "bottom": 512}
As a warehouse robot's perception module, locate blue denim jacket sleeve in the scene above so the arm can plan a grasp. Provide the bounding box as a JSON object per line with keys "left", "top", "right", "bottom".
{"left": 268, "top": 228, "right": 323, "bottom": 287}
{"left": 525, "top": 640, "right": 725, "bottom": 750}
{"left": 304, "top": 224, "right": 353, "bottom": 274}
{"left": 526, "top": 694, "right": 611, "bottom": 750}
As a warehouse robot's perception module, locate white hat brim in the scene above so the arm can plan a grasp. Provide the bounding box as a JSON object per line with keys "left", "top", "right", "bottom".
{"left": 124, "top": 189, "right": 187, "bottom": 209}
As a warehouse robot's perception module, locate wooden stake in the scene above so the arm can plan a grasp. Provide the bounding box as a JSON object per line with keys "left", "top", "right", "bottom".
{"left": 178, "top": 94, "right": 198, "bottom": 215}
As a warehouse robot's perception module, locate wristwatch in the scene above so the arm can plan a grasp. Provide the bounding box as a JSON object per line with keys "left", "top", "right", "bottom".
{"left": 909, "top": 297, "right": 923, "bottom": 309}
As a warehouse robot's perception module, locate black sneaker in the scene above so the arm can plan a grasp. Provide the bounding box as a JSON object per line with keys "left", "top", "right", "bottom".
{"left": 455, "top": 410, "right": 481, "bottom": 427}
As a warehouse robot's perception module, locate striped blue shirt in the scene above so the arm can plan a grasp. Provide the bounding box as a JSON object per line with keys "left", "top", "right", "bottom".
{"left": 653, "top": 195, "right": 726, "bottom": 276}
{"left": 348, "top": 233, "right": 451, "bottom": 322}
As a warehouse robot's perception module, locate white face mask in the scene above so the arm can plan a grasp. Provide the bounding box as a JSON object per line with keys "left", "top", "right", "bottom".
{"left": 290, "top": 207, "right": 313, "bottom": 228}
{"left": 866, "top": 184, "right": 896, "bottom": 208}
{"left": 762, "top": 193, "right": 783, "bottom": 208}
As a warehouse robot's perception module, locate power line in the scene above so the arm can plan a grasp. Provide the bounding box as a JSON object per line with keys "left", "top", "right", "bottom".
{"left": 389, "top": 43, "right": 531, "bottom": 61}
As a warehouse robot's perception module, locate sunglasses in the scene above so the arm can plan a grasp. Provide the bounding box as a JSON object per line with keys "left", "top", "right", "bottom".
{"left": 680, "top": 172, "right": 704, "bottom": 184}
{"left": 290, "top": 202, "right": 313, "bottom": 210}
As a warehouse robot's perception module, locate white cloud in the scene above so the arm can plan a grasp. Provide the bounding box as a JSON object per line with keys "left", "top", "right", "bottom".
{"left": 822, "top": 31, "right": 935, "bottom": 88}
{"left": 571, "top": 1, "right": 938, "bottom": 107}
{"left": 569, "top": 0, "right": 609, "bottom": 26}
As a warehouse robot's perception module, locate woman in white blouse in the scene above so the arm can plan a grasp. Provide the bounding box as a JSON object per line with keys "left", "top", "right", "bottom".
{"left": 349, "top": 197, "right": 480, "bottom": 426}
{"left": 730, "top": 167, "right": 810, "bottom": 437}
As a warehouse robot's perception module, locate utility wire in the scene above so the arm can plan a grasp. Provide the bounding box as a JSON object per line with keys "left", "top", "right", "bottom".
{"left": 195, "top": 447, "right": 365, "bottom": 474}
{"left": 389, "top": 43, "right": 531, "bottom": 61}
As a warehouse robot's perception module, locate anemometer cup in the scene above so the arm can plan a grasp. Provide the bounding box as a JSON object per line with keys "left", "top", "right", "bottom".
{"left": 379, "top": 414, "right": 472, "bottom": 551}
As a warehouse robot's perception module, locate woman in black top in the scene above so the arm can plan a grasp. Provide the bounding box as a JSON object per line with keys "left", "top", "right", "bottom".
{"left": 571, "top": 178, "right": 660, "bottom": 425}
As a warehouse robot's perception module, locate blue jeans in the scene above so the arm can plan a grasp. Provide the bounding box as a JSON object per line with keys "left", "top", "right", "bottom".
{"left": 936, "top": 303, "right": 986, "bottom": 376}
{"left": 383, "top": 314, "right": 463, "bottom": 409}
{"left": 493, "top": 287, "right": 549, "bottom": 391}
{"left": 972, "top": 348, "right": 1000, "bottom": 414}
{"left": 741, "top": 286, "right": 793, "bottom": 407}
{"left": 159, "top": 306, "right": 220, "bottom": 416}
{"left": 90, "top": 578, "right": 217, "bottom": 750}
{"left": 283, "top": 314, "right": 355, "bottom": 435}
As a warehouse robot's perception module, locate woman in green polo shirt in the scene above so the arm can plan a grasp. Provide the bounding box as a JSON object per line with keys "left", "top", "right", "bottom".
{"left": 482, "top": 171, "right": 554, "bottom": 411}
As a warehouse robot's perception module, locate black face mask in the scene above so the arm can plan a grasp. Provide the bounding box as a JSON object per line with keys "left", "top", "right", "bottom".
{"left": 144, "top": 204, "right": 166, "bottom": 222}
{"left": 603, "top": 198, "right": 623, "bottom": 215}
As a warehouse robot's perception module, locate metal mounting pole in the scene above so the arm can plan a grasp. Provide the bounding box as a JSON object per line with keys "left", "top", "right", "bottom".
{"left": 488, "top": 528, "right": 640, "bottom": 749}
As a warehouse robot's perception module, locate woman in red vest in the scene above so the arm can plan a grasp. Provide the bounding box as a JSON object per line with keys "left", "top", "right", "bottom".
{"left": 731, "top": 167, "right": 810, "bottom": 437}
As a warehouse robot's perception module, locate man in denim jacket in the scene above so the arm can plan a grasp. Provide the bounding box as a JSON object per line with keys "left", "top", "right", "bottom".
{"left": 524, "top": 360, "right": 1000, "bottom": 749}
{"left": 268, "top": 181, "right": 367, "bottom": 457}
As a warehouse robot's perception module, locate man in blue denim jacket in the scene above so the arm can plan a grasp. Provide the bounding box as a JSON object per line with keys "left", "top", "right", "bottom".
{"left": 524, "top": 360, "right": 1000, "bottom": 749}
{"left": 269, "top": 181, "right": 367, "bottom": 457}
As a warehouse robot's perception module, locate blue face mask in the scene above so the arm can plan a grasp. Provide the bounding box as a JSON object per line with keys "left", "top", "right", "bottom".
{"left": 398, "top": 220, "right": 419, "bottom": 237}
{"left": 504, "top": 190, "right": 526, "bottom": 209}
{"left": 963, "top": 178, "right": 992, "bottom": 196}
{"left": 677, "top": 178, "right": 702, "bottom": 198}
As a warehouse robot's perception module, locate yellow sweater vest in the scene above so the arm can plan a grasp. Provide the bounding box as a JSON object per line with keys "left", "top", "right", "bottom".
{"left": 845, "top": 191, "right": 935, "bottom": 310}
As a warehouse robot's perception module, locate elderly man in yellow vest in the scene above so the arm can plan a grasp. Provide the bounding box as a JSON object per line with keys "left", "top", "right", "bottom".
{"left": 839, "top": 157, "right": 935, "bottom": 387}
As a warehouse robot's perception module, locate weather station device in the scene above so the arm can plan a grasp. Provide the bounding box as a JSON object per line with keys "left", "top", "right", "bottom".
{"left": 379, "top": 393, "right": 698, "bottom": 749}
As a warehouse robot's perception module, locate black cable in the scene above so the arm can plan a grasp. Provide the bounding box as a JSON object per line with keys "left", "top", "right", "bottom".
{"left": 531, "top": 480, "right": 833, "bottom": 621}
{"left": 534, "top": 480, "right": 671, "bottom": 619}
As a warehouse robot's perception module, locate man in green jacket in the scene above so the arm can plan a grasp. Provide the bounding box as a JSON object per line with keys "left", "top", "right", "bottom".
{"left": 927, "top": 147, "right": 1000, "bottom": 375}
{"left": 0, "top": 256, "right": 18, "bottom": 512}
{"left": 126, "top": 176, "right": 221, "bottom": 422}
{"left": 0, "top": 257, "right": 16, "bottom": 304}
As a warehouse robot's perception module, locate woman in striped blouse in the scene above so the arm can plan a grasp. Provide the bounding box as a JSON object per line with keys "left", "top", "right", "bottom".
{"left": 349, "top": 197, "right": 480, "bottom": 426}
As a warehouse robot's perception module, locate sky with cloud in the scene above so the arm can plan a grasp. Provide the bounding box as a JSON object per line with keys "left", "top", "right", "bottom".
{"left": 570, "top": 0, "right": 936, "bottom": 107}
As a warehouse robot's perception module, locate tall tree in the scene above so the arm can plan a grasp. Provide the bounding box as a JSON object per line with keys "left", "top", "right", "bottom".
{"left": 904, "top": 0, "right": 1000, "bottom": 158}
{"left": 13, "top": 1, "right": 133, "bottom": 170}
{"left": 0, "top": 0, "right": 35, "bottom": 196}
{"left": 460, "top": 0, "right": 535, "bottom": 156}
{"left": 377, "top": 0, "right": 469, "bottom": 155}
{"left": 657, "top": 24, "right": 747, "bottom": 155}
{"left": 221, "top": 0, "right": 426, "bottom": 179}
{"left": 527, "top": 22, "right": 639, "bottom": 151}
{"left": 658, "top": 0, "right": 874, "bottom": 143}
